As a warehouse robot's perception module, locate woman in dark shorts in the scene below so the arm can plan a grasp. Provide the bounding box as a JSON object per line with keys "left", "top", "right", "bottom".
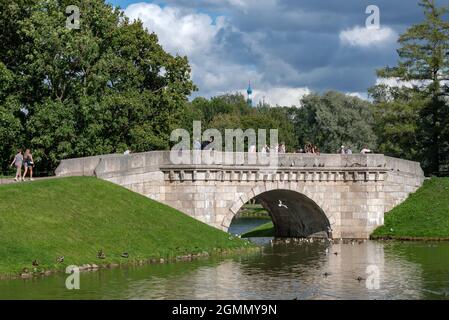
{"left": 22, "top": 149, "right": 34, "bottom": 181}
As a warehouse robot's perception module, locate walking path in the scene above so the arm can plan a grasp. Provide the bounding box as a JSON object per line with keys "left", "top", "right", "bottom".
{"left": 0, "top": 176, "right": 58, "bottom": 185}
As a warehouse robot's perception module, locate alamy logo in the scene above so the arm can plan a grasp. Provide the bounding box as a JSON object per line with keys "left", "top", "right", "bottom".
{"left": 170, "top": 121, "right": 279, "bottom": 168}
{"left": 65, "top": 265, "right": 80, "bottom": 290}
{"left": 366, "top": 5, "right": 380, "bottom": 29}
{"left": 66, "top": 5, "right": 80, "bottom": 30}
{"left": 365, "top": 265, "right": 380, "bottom": 290}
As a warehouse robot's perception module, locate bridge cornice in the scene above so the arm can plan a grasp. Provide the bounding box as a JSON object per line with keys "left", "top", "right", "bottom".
{"left": 161, "top": 166, "right": 387, "bottom": 183}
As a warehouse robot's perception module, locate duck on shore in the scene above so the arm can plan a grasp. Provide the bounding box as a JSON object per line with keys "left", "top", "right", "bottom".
{"left": 97, "top": 250, "right": 106, "bottom": 259}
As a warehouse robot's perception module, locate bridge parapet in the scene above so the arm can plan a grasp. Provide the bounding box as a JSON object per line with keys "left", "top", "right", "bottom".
{"left": 55, "top": 151, "right": 424, "bottom": 179}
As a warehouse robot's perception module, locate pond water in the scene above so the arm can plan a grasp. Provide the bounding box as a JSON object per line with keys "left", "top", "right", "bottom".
{"left": 1, "top": 218, "right": 448, "bottom": 300}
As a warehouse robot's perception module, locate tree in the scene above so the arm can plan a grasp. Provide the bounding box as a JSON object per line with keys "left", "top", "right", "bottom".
{"left": 193, "top": 93, "right": 251, "bottom": 124}
{"left": 0, "top": 0, "right": 196, "bottom": 172}
{"left": 293, "top": 91, "right": 377, "bottom": 153}
{"left": 376, "top": 0, "right": 449, "bottom": 174}
{"left": 0, "top": 62, "right": 22, "bottom": 174}
{"left": 369, "top": 85, "right": 426, "bottom": 161}
{"left": 180, "top": 94, "right": 297, "bottom": 151}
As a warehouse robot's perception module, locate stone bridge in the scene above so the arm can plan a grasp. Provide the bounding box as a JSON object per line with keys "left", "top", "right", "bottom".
{"left": 55, "top": 151, "right": 424, "bottom": 239}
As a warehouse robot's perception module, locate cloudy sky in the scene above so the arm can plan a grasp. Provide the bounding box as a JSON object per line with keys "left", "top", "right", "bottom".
{"left": 108, "top": 0, "right": 440, "bottom": 106}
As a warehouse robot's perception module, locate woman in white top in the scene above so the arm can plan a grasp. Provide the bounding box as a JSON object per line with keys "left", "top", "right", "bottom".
{"left": 360, "top": 146, "right": 372, "bottom": 154}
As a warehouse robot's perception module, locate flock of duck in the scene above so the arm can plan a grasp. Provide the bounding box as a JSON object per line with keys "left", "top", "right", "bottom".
{"left": 27, "top": 249, "right": 129, "bottom": 271}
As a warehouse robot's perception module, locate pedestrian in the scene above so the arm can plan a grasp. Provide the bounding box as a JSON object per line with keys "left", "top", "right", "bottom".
{"left": 193, "top": 139, "right": 201, "bottom": 150}
{"left": 248, "top": 144, "right": 257, "bottom": 153}
{"left": 10, "top": 149, "right": 23, "bottom": 182}
{"left": 360, "top": 146, "right": 371, "bottom": 154}
{"left": 22, "top": 149, "right": 34, "bottom": 181}
{"left": 305, "top": 143, "right": 311, "bottom": 153}
{"left": 279, "top": 143, "right": 286, "bottom": 154}
{"left": 340, "top": 146, "right": 346, "bottom": 155}
{"left": 346, "top": 147, "right": 352, "bottom": 155}
{"left": 201, "top": 140, "right": 210, "bottom": 150}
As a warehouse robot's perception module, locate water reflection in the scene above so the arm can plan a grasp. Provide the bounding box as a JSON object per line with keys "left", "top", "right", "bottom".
{"left": 0, "top": 218, "right": 448, "bottom": 299}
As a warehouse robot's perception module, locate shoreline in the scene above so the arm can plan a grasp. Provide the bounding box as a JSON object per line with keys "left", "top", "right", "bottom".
{"left": 0, "top": 246, "right": 261, "bottom": 281}
{"left": 370, "top": 235, "right": 449, "bottom": 241}
{"left": 3, "top": 235, "right": 448, "bottom": 281}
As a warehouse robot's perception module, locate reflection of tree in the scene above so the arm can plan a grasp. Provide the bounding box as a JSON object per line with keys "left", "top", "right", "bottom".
{"left": 385, "top": 242, "right": 449, "bottom": 299}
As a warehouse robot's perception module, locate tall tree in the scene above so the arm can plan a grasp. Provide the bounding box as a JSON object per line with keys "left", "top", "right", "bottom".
{"left": 0, "top": 0, "right": 196, "bottom": 172}
{"left": 293, "top": 91, "right": 377, "bottom": 153}
{"left": 369, "top": 85, "right": 426, "bottom": 161}
{"left": 376, "top": 0, "right": 449, "bottom": 174}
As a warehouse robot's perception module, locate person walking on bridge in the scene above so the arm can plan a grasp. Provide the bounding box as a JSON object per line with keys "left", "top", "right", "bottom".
{"left": 22, "top": 149, "right": 34, "bottom": 181}
{"left": 10, "top": 149, "right": 23, "bottom": 182}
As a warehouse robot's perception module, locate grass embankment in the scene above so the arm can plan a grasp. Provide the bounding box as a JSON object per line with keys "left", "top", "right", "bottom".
{"left": 235, "top": 204, "right": 270, "bottom": 219}
{"left": 241, "top": 221, "right": 274, "bottom": 238}
{"left": 372, "top": 177, "right": 449, "bottom": 240}
{"left": 0, "top": 177, "right": 252, "bottom": 277}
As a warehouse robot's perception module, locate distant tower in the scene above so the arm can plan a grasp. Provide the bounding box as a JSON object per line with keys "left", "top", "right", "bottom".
{"left": 246, "top": 81, "right": 253, "bottom": 107}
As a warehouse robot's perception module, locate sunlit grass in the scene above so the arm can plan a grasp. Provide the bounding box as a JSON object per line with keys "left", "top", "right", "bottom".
{"left": 372, "top": 178, "right": 449, "bottom": 239}
{"left": 0, "top": 177, "right": 251, "bottom": 276}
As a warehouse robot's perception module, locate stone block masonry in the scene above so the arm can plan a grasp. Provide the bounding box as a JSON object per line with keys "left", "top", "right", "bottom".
{"left": 56, "top": 151, "right": 425, "bottom": 239}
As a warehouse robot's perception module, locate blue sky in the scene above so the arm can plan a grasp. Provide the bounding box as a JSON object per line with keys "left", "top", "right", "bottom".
{"left": 107, "top": 0, "right": 444, "bottom": 105}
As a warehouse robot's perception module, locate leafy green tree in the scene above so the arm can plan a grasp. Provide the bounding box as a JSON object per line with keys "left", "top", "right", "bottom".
{"left": 293, "top": 91, "right": 377, "bottom": 153}
{"left": 369, "top": 86, "right": 426, "bottom": 161}
{"left": 180, "top": 94, "right": 296, "bottom": 151}
{"left": 248, "top": 107, "right": 297, "bottom": 151}
{"left": 0, "top": 62, "right": 22, "bottom": 175}
{"left": 0, "top": 0, "right": 196, "bottom": 172}
{"left": 195, "top": 93, "right": 251, "bottom": 124}
{"left": 376, "top": 0, "right": 449, "bottom": 174}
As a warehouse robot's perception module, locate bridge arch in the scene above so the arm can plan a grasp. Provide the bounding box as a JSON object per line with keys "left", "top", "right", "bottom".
{"left": 223, "top": 185, "right": 336, "bottom": 238}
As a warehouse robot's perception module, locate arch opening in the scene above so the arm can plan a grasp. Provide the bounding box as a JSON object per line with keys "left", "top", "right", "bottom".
{"left": 229, "top": 189, "right": 331, "bottom": 238}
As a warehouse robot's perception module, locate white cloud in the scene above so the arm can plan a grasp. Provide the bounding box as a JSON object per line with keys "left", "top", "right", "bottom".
{"left": 250, "top": 87, "right": 311, "bottom": 107}
{"left": 124, "top": 3, "right": 226, "bottom": 56}
{"left": 122, "top": 2, "right": 399, "bottom": 106}
{"left": 346, "top": 92, "right": 369, "bottom": 100}
{"left": 123, "top": 2, "right": 309, "bottom": 106}
{"left": 339, "top": 26, "right": 397, "bottom": 48}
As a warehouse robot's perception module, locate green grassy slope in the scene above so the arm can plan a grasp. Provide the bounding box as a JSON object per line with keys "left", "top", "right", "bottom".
{"left": 372, "top": 178, "right": 449, "bottom": 239}
{"left": 241, "top": 221, "right": 274, "bottom": 238}
{"left": 0, "top": 177, "right": 251, "bottom": 276}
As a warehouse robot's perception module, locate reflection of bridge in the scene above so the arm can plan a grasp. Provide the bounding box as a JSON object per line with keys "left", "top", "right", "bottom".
{"left": 56, "top": 151, "right": 424, "bottom": 239}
